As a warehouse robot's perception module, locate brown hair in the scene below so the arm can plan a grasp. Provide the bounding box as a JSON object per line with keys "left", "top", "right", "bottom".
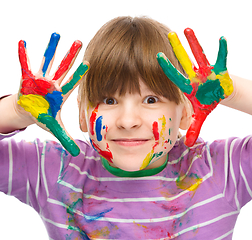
{"left": 79, "top": 16, "right": 185, "bottom": 106}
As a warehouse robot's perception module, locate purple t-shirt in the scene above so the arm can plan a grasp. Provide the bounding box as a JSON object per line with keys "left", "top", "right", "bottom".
{"left": 1, "top": 132, "right": 252, "bottom": 239}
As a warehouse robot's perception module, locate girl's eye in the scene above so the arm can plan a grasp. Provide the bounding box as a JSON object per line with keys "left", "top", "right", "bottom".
{"left": 143, "top": 96, "right": 159, "bottom": 104}
{"left": 103, "top": 97, "right": 117, "bottom": 105}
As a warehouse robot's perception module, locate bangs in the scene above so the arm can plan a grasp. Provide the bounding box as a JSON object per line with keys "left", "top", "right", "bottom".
{"left": 81, "top": 16, "right": 185, "bottom": 106}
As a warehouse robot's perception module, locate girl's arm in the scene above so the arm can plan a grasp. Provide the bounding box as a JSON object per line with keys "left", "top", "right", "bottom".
{"left": 221, "top": 75, "right": 252, "bottom": 115}
{"left": 0, "top": 94, "right": 35, "bottom": 134}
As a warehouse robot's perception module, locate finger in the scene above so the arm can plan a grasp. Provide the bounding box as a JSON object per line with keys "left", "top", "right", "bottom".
{"left": 168, "top": 32, "right": 196, "bottom": 79}
{"left": 18, "top": 40, "right": 33, "bottom": 80}
{"left": 37, "top": 113, "right": 80, "bottom": 156}
{"left": 213, "top": 37, "right": 228, "bottom": 75}
{"left": 157, "top": 52, "right": 192, "bottom": 94}
{"left": 184, "top": 111, "right": 208, "bottom": 147}
{"left": 41, "top": 33, "right": 60, "bottom": 77}
{"left": 52, "top": 40, "right": 82, "bottom": 82}
{"left": 184, "top": 28, "right": 211, "bottom": 74}
{"left": 61, "top": 61, "right": 89, "bottom": 96}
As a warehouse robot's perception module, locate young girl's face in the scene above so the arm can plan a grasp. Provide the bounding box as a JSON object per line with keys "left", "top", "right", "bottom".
{"left": 81, "top": 80, "right": 187, "bottom": 171}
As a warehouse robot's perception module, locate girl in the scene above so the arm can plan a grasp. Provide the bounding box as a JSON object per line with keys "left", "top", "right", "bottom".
{"left": 1, "top": 16, "right": 252, "bottom": 239}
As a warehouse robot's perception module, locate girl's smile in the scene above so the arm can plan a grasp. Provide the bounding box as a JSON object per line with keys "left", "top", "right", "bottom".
{"left": 111, "top": 138, "right": 150, "bottom": 147}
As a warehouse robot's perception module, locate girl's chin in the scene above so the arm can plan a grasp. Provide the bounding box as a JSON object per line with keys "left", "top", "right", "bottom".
{"left": 107, "top": 159, "right": 144, "bottom": 171}
{"left": 109, "top": 158, "right": 152, "bottom": 171}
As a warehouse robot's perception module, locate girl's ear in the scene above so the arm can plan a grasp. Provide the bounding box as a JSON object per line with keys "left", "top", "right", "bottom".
{"left": 78, "top": 96, "right": 88, "bottom": 132}
{"left": 179, "top": 102, "right": 192, "bottom": 130}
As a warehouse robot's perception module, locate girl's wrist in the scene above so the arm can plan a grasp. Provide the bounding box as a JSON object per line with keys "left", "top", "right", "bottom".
{"left": 0, "top": 94, "right": 34, "bottom": 133}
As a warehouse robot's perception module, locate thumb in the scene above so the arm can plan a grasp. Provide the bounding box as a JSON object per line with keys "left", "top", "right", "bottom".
{"left": 37, "top": 113, "right": 80, "bottom": 156}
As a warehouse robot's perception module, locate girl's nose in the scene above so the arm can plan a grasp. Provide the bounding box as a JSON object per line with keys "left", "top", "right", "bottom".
{"left": 116, "top": 104, "right": 142, "bottom": 130}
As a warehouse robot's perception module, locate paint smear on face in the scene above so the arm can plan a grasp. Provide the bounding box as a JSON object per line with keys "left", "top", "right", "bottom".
{"left": 95, "top": 116, "right": 103, "bottom": 141}
{"left": 140, "top": 150, "right": 154, "bottom": 170}
{"left": 90, "top": 105, "right": 99, "bottom": 136}
{"left": 91, "top": 140, "right": 113, "bottom": 163}
{"left": 140, "top": 121, "right": 160, "bottom": 170}
{"left": 152, "top": 121, "right": 159, "bottom": 141}
{"left": 159, "top": 115, "right": 166, "bottom": 145}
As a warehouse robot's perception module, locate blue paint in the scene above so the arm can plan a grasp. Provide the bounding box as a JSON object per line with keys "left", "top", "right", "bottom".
{"left": 42, "top": 32, "right": 60, "bottom": 77}
{"left": 95, "top": 116, "right": 103, "bottom": 141}
{"left": 85, "top": 207, "right": 113, "bottom": 223}
{"left": 45, "top": 91, "right": 63, "bottom": 118}
{"left": 23, "top": 41, "right": 27, "bottom": 48}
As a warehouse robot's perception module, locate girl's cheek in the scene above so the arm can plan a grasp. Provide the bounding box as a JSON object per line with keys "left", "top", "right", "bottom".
{"left": 88, "top": 107, "right": 113, "bottom": 163}
{"left": 89, "top": 106, "right": 110, "bottom": 141}
{"left": 89, "top": 105, "right": 99, "bottom": 136}
{"left": 155, "top": 115, "right": 174, "bottom": 147}
{"left": 152, "top": 115, "right": 175, "bottom": 153}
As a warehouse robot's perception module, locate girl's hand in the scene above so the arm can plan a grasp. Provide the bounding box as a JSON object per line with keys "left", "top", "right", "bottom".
{"left": 157, "top": 28, "right": 234, "bottom": 147}
{"left": 17, "top": 33, "right": 89, "bottom": 156}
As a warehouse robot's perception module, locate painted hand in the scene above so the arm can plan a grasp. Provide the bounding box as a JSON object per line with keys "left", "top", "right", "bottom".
{"left": 17, "top": 33, "right": 89, "bottom": 156}
{"left": 157, "top": 28, "right": 234, "bottom": 147}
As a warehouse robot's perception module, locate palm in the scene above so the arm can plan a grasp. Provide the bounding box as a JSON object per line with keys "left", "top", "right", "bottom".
{"left": 18, "top": 33, "right": 89, "bottom": 156}
{"left": 157, "top": 28, "right": 233, "bottom": 147}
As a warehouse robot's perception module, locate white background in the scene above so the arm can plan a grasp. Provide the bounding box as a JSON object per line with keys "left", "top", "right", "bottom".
{"left": 0, "top": 0, "right": 252, "bottom": 239}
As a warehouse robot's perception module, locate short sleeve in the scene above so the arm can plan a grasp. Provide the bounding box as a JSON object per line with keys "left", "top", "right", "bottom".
{"left": 210, "top": 136, "right": 252, "bottom": 210}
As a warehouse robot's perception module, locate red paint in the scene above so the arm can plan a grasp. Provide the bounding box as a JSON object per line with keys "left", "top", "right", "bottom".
{"left": 18, "top": 40, "right": 33, "bottom": 80}
{"left": 21, "top": 79, "right": 53, "bottom": 96}
{"left": 184, "top": 28, "right": 212, "bottom": 79}
{"left": 104, "top": 126, "right": 108, "bottom": 140}
{"left": 90, "top": 105, "right": 99, "bottom": 136}
{"left": 53, "top": 40, "right": 82, "bottom": 81}
{"left": 92, "top": 141, "right": 113, "bottom": 163}
{"left": 184, "top": 82, "right": 218, "bottom": 147}
{"left": 152, "top": 121, "right": 159, "bottom": 141}
{"left": 18, "top": 40, "right": 54, "bottom": 96}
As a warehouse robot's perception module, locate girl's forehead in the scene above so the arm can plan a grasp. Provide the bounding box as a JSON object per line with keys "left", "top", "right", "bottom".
{"left": 122, "top": 79, "right": 154, "bottom": 95}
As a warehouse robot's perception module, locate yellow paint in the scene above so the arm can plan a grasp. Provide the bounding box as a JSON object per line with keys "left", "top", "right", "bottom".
{"left": 159, "top": 115, "right": 166, "bottom": 145}
{"left": 217, "top": 72, "right": 234, "bottom": 96}
{"left": 89, "top": 226, "right": 110, "bottom": 238}
{"left": 133, "top": 221, "right": 148, "bottom": 229}
{"left": 89, "top": 226, "right": 118, "bottom": 238}
{"left": 207, "top": 72, "right": 217, "bottom": 81}
{"left": 176, "top": 177, "right": 203, "bottom": 192}
{"left": 140, "top": 150, "right": 154, "bottom": 170}
{"left": 187, "top": 179, "right": 203, "bottom": 191}
{"left": 168, "top": 32, "right": 196, "bottom": 79}
{"left": 18, "top": 94, "right": 49, "bottom": 118}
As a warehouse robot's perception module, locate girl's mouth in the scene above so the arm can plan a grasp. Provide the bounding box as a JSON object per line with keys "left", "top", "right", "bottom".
{"left": 111, "top": 138, "right": 150, "bottom": 147}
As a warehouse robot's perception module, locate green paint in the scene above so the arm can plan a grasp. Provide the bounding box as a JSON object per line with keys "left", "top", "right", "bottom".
{"left": 189, "top": 172, "right": 201, "bottom": 179}
{"left": 195, "top": 79, "right": 224, "bottom": 105}
{"left": 213, "top": 37, "right": 228, "bottom": 75}
{"left": 153, "top": 151, "right": 164, "bottom": 159}
{"left": 61, "top": 62, "right": 89, "bottom": 95}
{"left": 67, "top": 198, "right": 83, "bottom": 215}
{"left": 157, "top": 52, "right": 193, "bottom": 94}
{"left": 37, "top": 113, "right": 80, "bottom": 156}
